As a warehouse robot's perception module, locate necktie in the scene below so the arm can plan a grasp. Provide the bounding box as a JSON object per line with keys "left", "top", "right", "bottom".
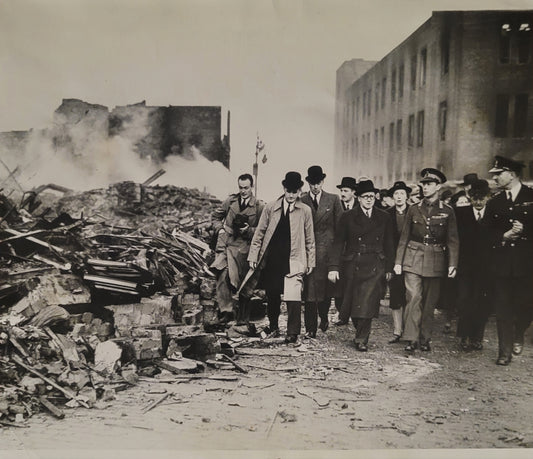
{"left": 475, "top": 210, "right": 481, "bottom": 221}
{"left": 365, "top": 210, "right": 370, "bottom": 218}
{"left": 239, "top": 198, "right": 246, "bottom": 211}
{"left": 312, "top": 195, "right": 318, "bottom": 210}
{"left": 507, "top": 191, "right": 513, "bottom": 203}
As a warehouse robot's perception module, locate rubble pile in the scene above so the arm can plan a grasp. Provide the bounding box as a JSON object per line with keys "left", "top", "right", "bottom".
{"left": 0, "top": 180, "right": 242, "bottom": 425}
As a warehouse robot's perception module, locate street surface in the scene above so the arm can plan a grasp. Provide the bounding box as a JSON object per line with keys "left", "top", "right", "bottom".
{"left": 1, "top": 302, "right": 533, "bottom": 455}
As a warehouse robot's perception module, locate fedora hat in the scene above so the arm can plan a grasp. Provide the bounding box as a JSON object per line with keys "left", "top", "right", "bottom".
{"left": 282, "top": 171, "right": 304, "bottom": 191}
{"left": 305, "top": 165, "right": 326, "bottom": 184}
{"left": 388, "top": 181, "right": 412, "bottom": 196}
{"left": 459, "top": 173, "right": 478, "bottom": 186}
{"left": 420, "top": 168, "right": 447, "bottom": 184}
{"left": 357, "top": 179, "right": 379, "bottom": 195}
{"left": 468, "top": 179, "right": 490, "bottom": 198}
{"left": 336, "top": 176, "right": 357, "bottom": 190}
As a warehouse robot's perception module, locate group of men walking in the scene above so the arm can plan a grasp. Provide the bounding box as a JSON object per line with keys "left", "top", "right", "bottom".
{"left": 211, "top": 156, "right": 533, "bottom": 366}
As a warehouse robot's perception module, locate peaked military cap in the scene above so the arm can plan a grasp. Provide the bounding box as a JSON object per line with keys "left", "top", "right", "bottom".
{"left": 420, "top": 168, "right": 447, "bottom": 184}
{"left": 488, "top": 155, "right": 525, "bottom": 174}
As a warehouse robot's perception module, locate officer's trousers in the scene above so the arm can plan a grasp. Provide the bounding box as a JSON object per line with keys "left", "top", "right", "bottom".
{"left": 403, "top": 272, "right": 441, "bottom": 343}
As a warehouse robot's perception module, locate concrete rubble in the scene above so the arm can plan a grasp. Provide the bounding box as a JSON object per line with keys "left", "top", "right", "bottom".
{"left": 0, "top": 180, "right": 269, "bottom": 426}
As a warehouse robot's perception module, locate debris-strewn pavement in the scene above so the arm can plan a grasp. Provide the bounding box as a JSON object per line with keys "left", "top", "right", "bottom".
{"left": 2, "top": 181, "right": 533, "bottom": 451}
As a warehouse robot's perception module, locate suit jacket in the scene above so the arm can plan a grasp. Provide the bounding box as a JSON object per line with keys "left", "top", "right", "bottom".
{"left": 328, "top": 205, "right": 394, "bottom": 318}
{"left": 455, "top": 206, "right": 490, "bottom": 275}
{"left": 300, "top": 190, "right": 343, "bottom": 301}
{"left": 484, "top": 184, "right": 533, "bottom": 277}
{"left": 395, "top": 198, "right": 459, "bottom": 277}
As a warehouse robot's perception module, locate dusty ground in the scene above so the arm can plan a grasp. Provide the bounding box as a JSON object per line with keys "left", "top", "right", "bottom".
{"left": 2, "top": 302, "right": 533, "bottom": 455}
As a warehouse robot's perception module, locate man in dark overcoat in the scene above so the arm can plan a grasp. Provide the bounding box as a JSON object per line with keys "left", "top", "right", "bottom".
{"left": 238, "top": 172, "right": 315, "bottom": 343}
{"left": 334, "top": 176, "right": 358, "bottom": 326}
{"left": 484, "top": 156, "right": 533, "bottom": 365}
{"left": 386, "top": 181, "right": 412, "bottom": 343}
{"left": 301, "top": 166, "right": 343, "bottom": 337}
{"left": 394, "top": 168, "right": 459, "bottom": 352}
{"left": 328, "top": 180, "right": 394, "bottom": 351}
{"left": 455, "top": 179, "right": 492, "bottom": 351}
{"left": 211, "top": 174, "right": 264, "bottom": 323}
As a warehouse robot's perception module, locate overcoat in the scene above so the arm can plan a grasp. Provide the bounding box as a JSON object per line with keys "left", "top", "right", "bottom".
{"left": 300, "top": 190, "right": 343, "bottom": 302}
{"left": 238, "top": 197, "right": 315, "bottom": 299}
{"left": 210, "top": 195, "right": 264, "bottom": 289}
{"left": 455, "top": 206, "right": 491, "bottom": 275}
{"left": 387, "top": 205, "right": 409, "bottom": 310}
{"left": 395, "top": 199, "right": 459, "bottom": 277}
{"left": 328, "top": 206, "right": 394, "bottom": 319}
{"left": 483, "top": 185, "right": 533, "bottom": 278}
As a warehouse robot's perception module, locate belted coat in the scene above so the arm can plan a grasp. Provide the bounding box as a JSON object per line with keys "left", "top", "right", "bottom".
{"left": 395, "top": 199, "right": 459, "bottom": 277}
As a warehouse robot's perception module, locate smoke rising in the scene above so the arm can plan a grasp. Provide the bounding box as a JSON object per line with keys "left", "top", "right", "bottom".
{"left": 0, "top": 106, "right": 231, "bottom": 200}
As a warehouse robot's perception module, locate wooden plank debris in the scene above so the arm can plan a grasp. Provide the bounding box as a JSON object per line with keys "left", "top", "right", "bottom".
{"left": 39, "top": 396, "right": 65, "bottom": 419}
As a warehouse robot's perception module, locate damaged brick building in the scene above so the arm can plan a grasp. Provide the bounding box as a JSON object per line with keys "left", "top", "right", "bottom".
{"left": 335, "top": 10, "right": 533, "bottom": 186}
{"left": 0, "top": 99, "right": 231, "bottom": 168}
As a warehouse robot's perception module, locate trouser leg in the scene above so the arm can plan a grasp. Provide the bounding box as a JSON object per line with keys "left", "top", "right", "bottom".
{"left": 318, "top": 300, "right": 330, "bottom": 324}
{"left": 352, "top": 317, "right": 372, "bottom": 344}
{"left": 471, "top": 274, "right": 491, "bottom": 343}
{"left": 512, "top": 277, "right": 533, "bottom": 344}
{"left": 403, "top": 272, "right": 423, "bottom": 342}
{"left": 456, "top": 273, "right": 472, "bottom": 339}
{"left": 493, "top": 278, "right": 513, "bottom": 359}
{"left": 236, "top": 295, "right": 251, "bottom": 325}
{"left": 286, "top": 301, "right": 302, "bottom": 336}
{"left": 304, "top": 302, "right": 318, "bottom": 333}
{"left": 266, "top": 288, "right": 282, "bottom": 331}
{"left": 334, "top": 297, "right": 343, "bottom": 313}
{"left": 216, "top": 269, "right": 235, "bottom": 313}
{"left": 391, "top": 309, "right": 403, "bottom": 336}
{"left": 419, "top": 277, "right": 441, "bottom": 343}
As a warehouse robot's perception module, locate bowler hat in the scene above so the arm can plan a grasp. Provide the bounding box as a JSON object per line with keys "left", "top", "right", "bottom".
{"left": 459, "top": 173, "right": 478, "bottom": 186}
{"left": 388, "top": 181, "right": 412, "bottom": 196}
{"left": 282, "top": 171, "right": 304, "bottom": 191}
{"left": 468, "top": 179, "right": 490, "bottom": 198}
{"left": 305, "top": 165, "right": 326, "bottom": 184}
{"left": 420, "top": 168, "right": 447, "bottom": 184}
{"left": 357, "top": 179, "right": 379, "bottom": 195}
{"left": 336, "top": 176, "right": 357, "bottom": 190}
{"left": 488, "top": 155, "right": 525, "bottom": 174}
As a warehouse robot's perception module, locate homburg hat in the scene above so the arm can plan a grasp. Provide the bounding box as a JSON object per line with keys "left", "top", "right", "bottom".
{"left": 388, "top": 180, "right": 413, "bottom": 196}
{"left": 336, "top": 176, "right": 357, "bottom": 190}
{"left": 357, "top": 179, "right": 379, "bottom": 195}
{"left": 459, "top": 173, "right": 479, "bottom": 187}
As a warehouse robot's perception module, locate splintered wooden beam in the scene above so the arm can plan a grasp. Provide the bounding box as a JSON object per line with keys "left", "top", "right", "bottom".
{"left": 39, "top": 396, "right": 65, "bottom": 419}
{"left": 12, "top": 355, "right": 90, "bottom": 408}
{"left": 2, "top": 228, "right": 65, "bottom": 253}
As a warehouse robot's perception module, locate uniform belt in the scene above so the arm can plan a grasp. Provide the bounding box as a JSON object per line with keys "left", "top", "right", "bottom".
{"left": 355, "top": 247, "right": 383, "bottom": 254}
{"left": 410, "top": 237, "right": 445, "bottom": 247}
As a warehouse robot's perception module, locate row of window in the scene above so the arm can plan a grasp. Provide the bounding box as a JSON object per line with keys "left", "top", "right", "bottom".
{"left": 346, "top": 47, "right": 429, "bottom": 124}
{"left": 500, "top": 22, "right": 531, "bottom": 64}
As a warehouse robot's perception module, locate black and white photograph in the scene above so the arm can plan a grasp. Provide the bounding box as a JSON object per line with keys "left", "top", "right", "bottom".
{"left": 0, "top": 0, "right": 532, "bottom": 457}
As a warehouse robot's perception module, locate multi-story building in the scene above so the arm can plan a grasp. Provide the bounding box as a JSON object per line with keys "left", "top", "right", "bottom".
{"left": 335, "top": 10, "right": 533, "bottom": 186}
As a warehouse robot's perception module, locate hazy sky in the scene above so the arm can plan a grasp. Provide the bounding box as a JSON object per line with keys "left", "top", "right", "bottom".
{"left": 1, "top": 0, "right": 531, "bottom": 199}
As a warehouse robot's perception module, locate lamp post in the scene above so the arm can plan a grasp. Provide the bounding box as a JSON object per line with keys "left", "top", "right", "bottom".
{"left": 253, "top": 135, "right": 266, "bottom": 197}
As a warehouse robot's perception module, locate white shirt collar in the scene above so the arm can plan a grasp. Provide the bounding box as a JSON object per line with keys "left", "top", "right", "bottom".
{"left": 508, "top": 182, "right": 522, "bottom": 201}
{"left": 311, "top": 190, "right": 322, "bottom": 203}
{"left": 473, "top": 207, "right": 486, "bottom": 219}
{"left": 364, "top": 207, "right": 372, "bottom": 217}
{"left": 344, "top": 198, "right": 355, "bottom": 210}
{"left": 283, "top": 199, "right": 294, "bottom": 214}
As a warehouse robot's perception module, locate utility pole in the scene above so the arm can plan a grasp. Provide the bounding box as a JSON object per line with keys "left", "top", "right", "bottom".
{"left": 252, "top": 134, "right": 266, "bottom": 197}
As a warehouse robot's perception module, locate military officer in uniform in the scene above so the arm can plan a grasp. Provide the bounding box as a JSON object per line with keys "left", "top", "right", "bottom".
{"left": 301, "top": 166, "right": 343, "bottom": 337}
{"left": 394, "top": 168, "right": 459, "bottom": 352}
{"left": 484, "top": 156, "right": 533, "bottom": 365}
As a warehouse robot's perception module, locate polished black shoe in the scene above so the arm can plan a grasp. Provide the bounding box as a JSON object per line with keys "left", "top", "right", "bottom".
{"left": 319, "top": 320, "right": 329, "bottom": 332}
{"left": 334, "top": 320, "right": 348, "bottom": 326}
{"left": 285, "top": 334, "right": 298, "bottom": 344}
{"left": 304, "top": 331, "right": 316, "bottom": 339}
{"left": 388, "top": 334, "right": 401, "bottom": 344}
{"left": 354, "top": 341, "right": 368, "bottom": 352}
{"left": 420, "top": 342, "right": 431, "bottom": 352}
{"left": 404, "top": 341, "right": 417, "bottom": 352}
{"left": 496, "top": 356, "right": 512, "bottom": 366}
{"left": 470, "top": 341, "right": 483, "bottom": 351}
{"left": 512, "top": 342, "right": 523, "bottom": 356}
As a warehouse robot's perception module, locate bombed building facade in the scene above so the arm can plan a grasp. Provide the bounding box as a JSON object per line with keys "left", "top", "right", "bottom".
{"left": 0, "top": 99, "right": 231, "bottom": 169}
{"left": 335, "top": 10, "right": 533, "bottom": 186}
